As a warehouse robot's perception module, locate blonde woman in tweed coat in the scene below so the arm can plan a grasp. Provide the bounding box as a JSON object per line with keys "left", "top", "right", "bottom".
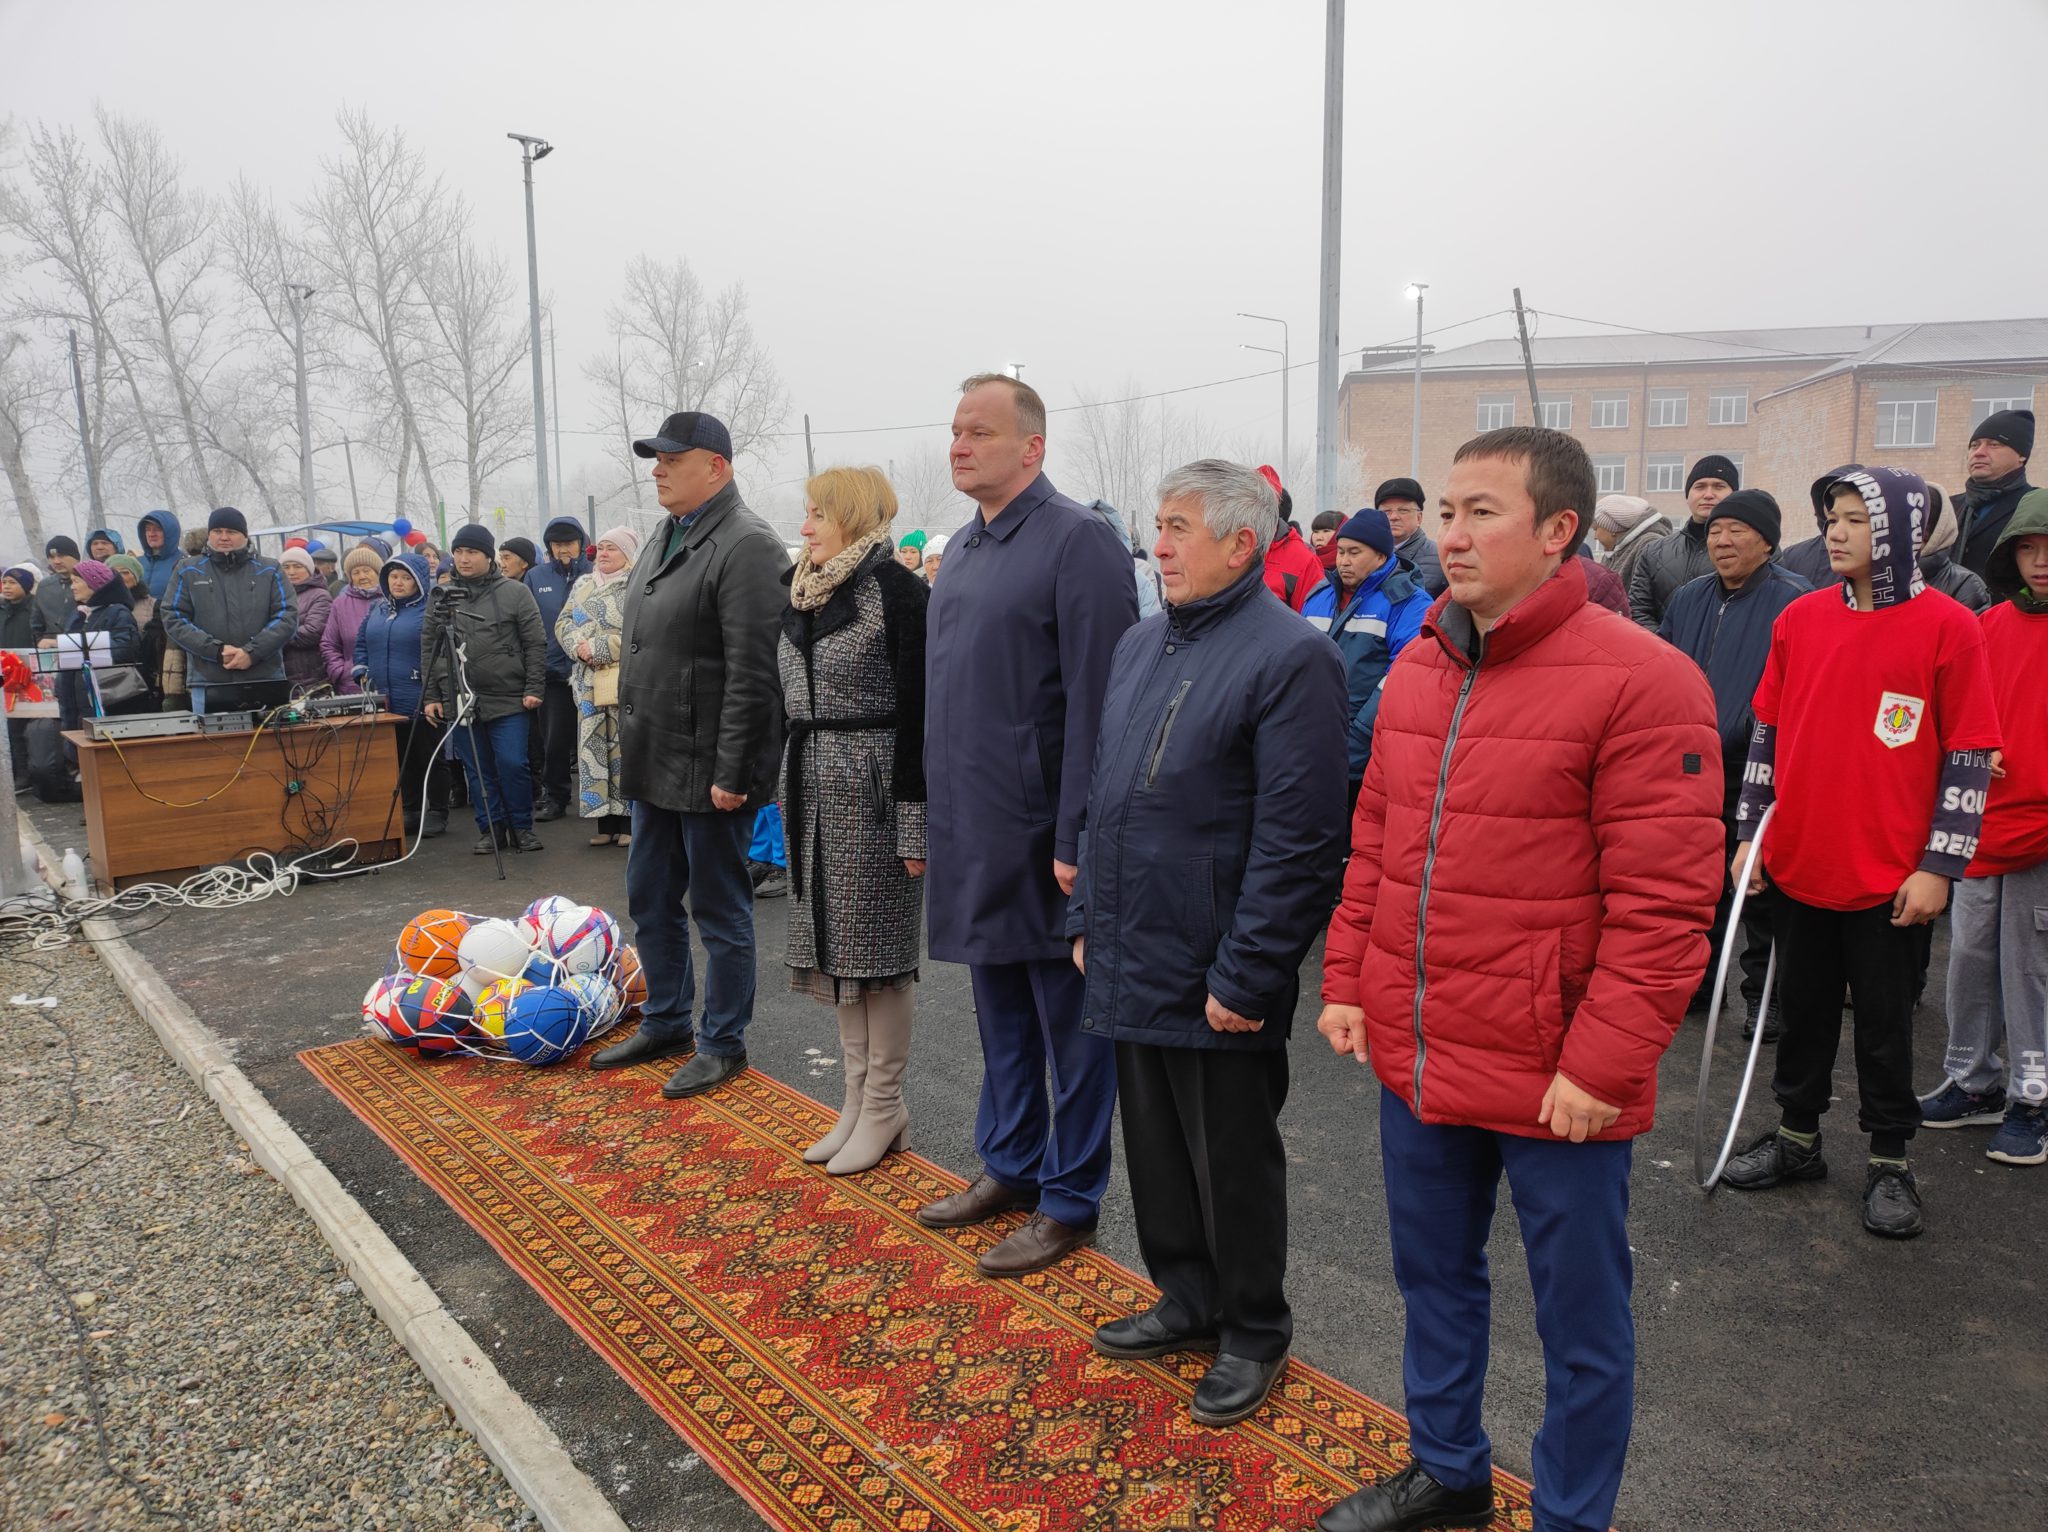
{"left": 779, "top": 466, "right": 929, "bottom": 1175}
{"left": 556, "top": 525, "right": 640, "bottom": 846}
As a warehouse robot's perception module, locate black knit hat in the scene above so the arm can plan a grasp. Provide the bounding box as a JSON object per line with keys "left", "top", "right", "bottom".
{"left": 500, "top": 536, "right": 539, "bottom": 569}
{"left": 207, "top": 506, "right": 248, "bottom": 535}
{"left": 1686, "top": 455, "right": 1741, "bottom": 494}
{"left": 1971, "top": 408, "right": 2034, "bottom": 461}
{"left": 450, "top": 522, "right": 496, "bottom": 557}
{"left": 1707, "top": 488, "right": 1782, "bottom": 550}
{"left": 1373, "top": 476, "right": 1426, "bottom": 509}
{"left": 44, "top": 534, "right": 80, "bottom": 560}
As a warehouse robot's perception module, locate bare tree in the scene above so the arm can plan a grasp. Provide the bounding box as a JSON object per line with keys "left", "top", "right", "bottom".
{"left": 583, "top": 255, "right": 788, "bottom": 499}
{"left": 889, "top": 449, "right": 964, "bottom": 534}
{"left": 0, "top": 328, "right": 56, "bottom": 548}
{"left": 299, "top": 107, "right": 450, "bottom": 520}
{"left": 1063, "top": 380, "right": 1215, "bottom": 520}
{"left": 217, "top": 175, "right": 327, "bottom": 518}
{"left": 419, "top": 234, "right": 529, "bottom": 519}
{"left": 94, "top": 105, "right": 223, "bottom": 506}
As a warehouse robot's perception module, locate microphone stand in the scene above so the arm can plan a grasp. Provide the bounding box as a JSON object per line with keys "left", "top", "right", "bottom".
{"left": 435, "top": 589, "right": 507, "bottom": 881}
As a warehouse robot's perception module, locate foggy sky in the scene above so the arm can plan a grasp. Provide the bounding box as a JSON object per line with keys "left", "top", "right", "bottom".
{"left": 4, "top": 0, "right": 2045, "bottom": 537}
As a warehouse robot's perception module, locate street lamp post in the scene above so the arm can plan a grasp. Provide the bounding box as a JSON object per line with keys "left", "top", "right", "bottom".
{"left": 288, "top": 284, "right": 317, "bottom": 517}
{"left": 1238, "top": 312, "right": 1290, "bottom": 477}
{"left": 1405, "top": 283, "right": 1428, "bottom": 477}
{"left": 509, "top": 133, "right": 553, "bottom": 521}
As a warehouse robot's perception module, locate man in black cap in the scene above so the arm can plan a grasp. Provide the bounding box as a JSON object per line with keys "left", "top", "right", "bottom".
{"left": 1628, "top": 453, "right": 1740, "bottom": 630}
{"left": 161, "top": 508, "right": 297, "bottom": 712}
{"left": 1954, "top": 408, "right": 2034, "bottom": 580}
{"left": 497, "top": 537, "right": 538, "bottom": 581}
{"left": 1373, "top": 477, "right": 1445, "bottom": 596}
{"left": 32, "top": 536, "right": 81, "bottom": 641}
{"left": 524, "top": 515, "right": 591, "bottom": 822}
{"left": 1657, "top": 489, "right": 1812, "bottom": 1036}
{"left": 592, "top": 412, "right": 789, "bottom": 1098}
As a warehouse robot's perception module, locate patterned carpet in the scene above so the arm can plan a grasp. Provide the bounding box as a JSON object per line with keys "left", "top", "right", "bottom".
{"left": 303, "top": 1037, "right": 1540, "bottom": 1531}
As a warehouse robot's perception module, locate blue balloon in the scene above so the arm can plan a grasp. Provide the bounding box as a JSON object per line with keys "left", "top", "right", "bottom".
{"left": 392, "top": 517, "right": 413, "bottom": 537}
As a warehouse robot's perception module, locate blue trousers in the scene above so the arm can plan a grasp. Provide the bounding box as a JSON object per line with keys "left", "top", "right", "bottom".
{"left": 749, "top": 803, "right": 787, "bottom": 868}
{"left": 1378, "top": 1087, "right": 1635, "bottom": 1532}
{"left": 969, "top": 959, "right": 1115, "bottom": 1229}
{"left": 626, "top": 802, "right": 756, "bottom": 1058}
{"left": 447, "top": 711, "right": 534, "bottom": 832}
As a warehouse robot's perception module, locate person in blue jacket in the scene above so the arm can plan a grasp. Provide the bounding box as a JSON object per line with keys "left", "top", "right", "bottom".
{"left": 524, "top": 515, "right": 591, "bottom": 821}
{"left": 1300, "top": 507, "right": 1431, "bottom": 809}
{"left": 1069, "top": 458, "right": 1347, "bottom": 1428}
{"left": 135, "top": 510, "right": 182, "bottom": 600}
{"left": 1658, "top": 488, "right": 1810, "bottom": 1037}
{"left": 353, "top": 552, "right": 449, "bottom": 837}
{"left": 918, "top": 373, "right": 1139, "bottom": 1277}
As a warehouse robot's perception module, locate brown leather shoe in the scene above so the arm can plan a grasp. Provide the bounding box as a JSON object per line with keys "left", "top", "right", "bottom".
{"left": 915, "top": 1174, "right": 1034, "bottom": 1229}
{"left": 976, "top": 1212, "right": 1093, "bottom": 1277}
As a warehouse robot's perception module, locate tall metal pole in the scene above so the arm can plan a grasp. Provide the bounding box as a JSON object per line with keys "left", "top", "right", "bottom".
{"left": 340, "top": 436, "right": 362, "bottom": 520}
{"left": 802, "top": 413, "right": 816, "bottom": 478}
{"left": 511, "top": 135, "right": 552, "bottom": 520}
{"left": 289, "top": 285, "right": 316, "bottom": 517}
{"left": 1315, "top": 0, "right": 1345, "bottom": 519}
{"left": 1513, "top": 287, "right": 1543, "bottom": 420}
{"left": 68, "top": 328, "right": 103, "bottom": 521}
{"left": 1238, "top": 313, "right": 1290, "bottom": 477}
{"left": 1408, "top": 284, "right": 1427, "bottom": 476}
{"left": 548, "top": 318, "right": 564, "bottom": 519}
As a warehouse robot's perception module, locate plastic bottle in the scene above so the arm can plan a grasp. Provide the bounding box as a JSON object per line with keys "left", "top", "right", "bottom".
{"left": 62, "top": 848, "right": 89, "bottom": 901}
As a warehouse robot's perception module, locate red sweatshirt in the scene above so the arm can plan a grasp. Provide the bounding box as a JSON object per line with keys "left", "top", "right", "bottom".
{"left": 1969, "top": 601, "right": 2048, "bottom": 876}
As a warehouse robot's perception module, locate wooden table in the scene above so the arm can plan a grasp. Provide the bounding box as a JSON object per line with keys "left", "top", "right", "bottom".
{"left": 64, "top": 713, "right": 407, "bottom": 892}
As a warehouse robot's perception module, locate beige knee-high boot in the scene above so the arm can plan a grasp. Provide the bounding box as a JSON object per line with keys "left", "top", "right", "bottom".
{"left": 826, "top": 986, "right": 912, "bottom": 1175}
{"left": 804, "top": 999, "right": 869, "bottom": 1164}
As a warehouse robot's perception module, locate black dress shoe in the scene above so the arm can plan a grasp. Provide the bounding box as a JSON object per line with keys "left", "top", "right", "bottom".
{"left": 421, "top": 808, "right": 448, "bottom": 838}
{"left": 661, "top": 1051, "right": 748, "bottom": 1099}
{"left": 589, "top": 1030, "right": 695, "bottom": 1071}
{"left": 1317, "top": 1462, "right": 1495, "bottom": 1532}
{"left": 1092, "top": 1305, "right": 1219, "bottom": 1360}
{"left": 513, "top": 828, "right": 544, "bottom": 852}
{"left": 1189, "top": 1351, "right": 1287, "bottom": 1427}
{"left": 534, "top": 800, "right": 565, "bottom": 822}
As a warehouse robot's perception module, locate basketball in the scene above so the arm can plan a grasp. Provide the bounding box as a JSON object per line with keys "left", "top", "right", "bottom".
{"left": 383, "top": 976, "right": 474, "bottom": 1056}
{"left": 517, "top": 894, "right": 580, "bottom": 951}
{"left": 396, "top": 908, "right": 470, "bottom": 980}
{"left": 457, "top": 917, "right": 536, "bottom": 999}
{"left": 613, "top": 945, "right": 647, "bottom": 1016}
{"left": 537, "top": 904, "right": 620, "bottom": 976}
{"left": 472, "top": 977, "right": 532, "bottom": 1038}
{"left": 501, "top": 984, "right": 589, "bottom": 1066}
{"left": 362, "top": 974, "right": 409, "bottom": 1035}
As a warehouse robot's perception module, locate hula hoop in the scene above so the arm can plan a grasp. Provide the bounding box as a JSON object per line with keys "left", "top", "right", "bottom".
{"left": 1693, "top": 803, "right": 1777, "bottom": 1192}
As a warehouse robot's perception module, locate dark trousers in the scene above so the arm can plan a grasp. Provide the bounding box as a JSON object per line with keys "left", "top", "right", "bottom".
{"left": 529, "top": 677, "right": 576, "bottom": 809}
{"left": 393, "top": 717, "right": 451, "bottom": 816}
{"left": 1714, "top": 809, "right": 1778, "bottom": 1014}
{"left": 6, "top": 717, "right": 26, "bottom": 783}
{"left": 1771, "top": 893, "right": 1923, "bottom": 1153}
{"left": 1380, "top": 1087, "right": 1635, "bottom": 1532}
{"left": 626, "top": 802, "right": 756, "bottom": 1058}
{"left": 968, "top": 959, "right": 1115, "bottom": 1230}
{"left": 447, "top": 711, "right": 533, "bottom": 832}
{"left": 1116, "top": 1040, "right": 1290, "bottom": 1361}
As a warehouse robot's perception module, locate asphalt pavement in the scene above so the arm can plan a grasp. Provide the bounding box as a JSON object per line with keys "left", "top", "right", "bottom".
{"left": 25, "top": 795, "right": 2047, "bottom": 1532}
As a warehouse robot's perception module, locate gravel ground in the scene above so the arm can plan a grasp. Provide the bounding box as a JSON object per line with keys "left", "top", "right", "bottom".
{"left": 0, "top": 935, "right": 542, "bottom": 1532}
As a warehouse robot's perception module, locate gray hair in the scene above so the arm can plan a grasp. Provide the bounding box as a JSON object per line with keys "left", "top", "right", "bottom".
{"left": 1155, "top": 459, "right": 1277, "bottom": 547}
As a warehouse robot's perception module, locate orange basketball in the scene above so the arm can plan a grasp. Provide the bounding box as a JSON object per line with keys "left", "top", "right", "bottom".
{"left": 396, "top": 908, "right": 471, "bottom": 981}
{"left": 614, "top": 945, "right": 647, "bottom": 1017}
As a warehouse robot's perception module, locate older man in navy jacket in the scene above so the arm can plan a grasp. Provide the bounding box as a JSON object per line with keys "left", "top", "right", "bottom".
{"left": 1071, "top": 459, "right": 1348, "bottom": 1427}
{"left": 918, "top": 373, "right": 1139, "bottom": 1276}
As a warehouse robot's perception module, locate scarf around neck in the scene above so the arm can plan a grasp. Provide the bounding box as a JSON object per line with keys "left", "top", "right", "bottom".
{"left": 789, "top": 529, "right": 889, "bottom": 612}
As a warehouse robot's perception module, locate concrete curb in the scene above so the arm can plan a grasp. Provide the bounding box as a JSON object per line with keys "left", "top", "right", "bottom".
{"left": 21, "top": 824, "right": 632, "bottom": 1532}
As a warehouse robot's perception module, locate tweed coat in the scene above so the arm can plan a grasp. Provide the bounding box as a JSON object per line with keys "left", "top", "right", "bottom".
{"left": 777, "top": 546, "right": 929, "bottom": 977}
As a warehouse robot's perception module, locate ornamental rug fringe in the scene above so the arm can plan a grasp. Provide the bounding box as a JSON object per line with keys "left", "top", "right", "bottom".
{"left": 301, "top": 1038, "right": 1541, "bottom": 1531}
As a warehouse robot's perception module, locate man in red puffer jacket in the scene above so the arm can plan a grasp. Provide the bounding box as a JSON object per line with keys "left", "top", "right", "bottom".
{"left": 1310, "top": 426, "right": 1722, "bottom": 1532}
{"left": 1255, "top": 465, "right": 1327, "bottom": 612}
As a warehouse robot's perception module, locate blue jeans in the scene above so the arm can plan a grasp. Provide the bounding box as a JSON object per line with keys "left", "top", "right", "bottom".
{"left": 1378, "top": 1086, "right": 1635, "bottom": 1532}
{"left": 969, "top": 959, "right": 1115, "bottom": 1229}
{"left": 447, "top": 711, "right": 534, "bottom": 832}
{"left": 626, "top": 802, "right": 756, "bottom": 1058}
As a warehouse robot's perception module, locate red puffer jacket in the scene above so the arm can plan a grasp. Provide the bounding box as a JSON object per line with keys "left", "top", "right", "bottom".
{"left": 1263, "top": 525, "right": 1327, "bottom": 613}
{"left": 1322, "top": 557, "right": 1722, "bottom": 1140}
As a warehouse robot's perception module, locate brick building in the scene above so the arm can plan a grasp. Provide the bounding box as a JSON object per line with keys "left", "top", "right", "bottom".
{"left": 1339, "top": 318, "right": 2047, "bottom": 543}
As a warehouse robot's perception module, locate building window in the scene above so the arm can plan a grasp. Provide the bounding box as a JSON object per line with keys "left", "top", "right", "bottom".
{"left": 1973, "top": 384, "right": 2036, "bottom": 429}
{"left": 1646, "top": 455, "right": 1685, "bottom": 494}
{"left": 1594, "top": 457, "right": 1627, "bottom": 495}
{"left": 1876, "top": 393, "right": 1938, "bottom": 449}
{"left": 1540, "top": 397, "right": 1572, "bottom": 430}
{"left": 1648, "top": 390, "right": 1688, "bottom": 428}
{"left": 1592, "top": 394, "right": 1629, "bottom": 430}
{"left": 1476, "top": 393, "right": 1515, "bottom": 431}
{"left": 1708, "top": 389, "right": 1749, "bottom": 426}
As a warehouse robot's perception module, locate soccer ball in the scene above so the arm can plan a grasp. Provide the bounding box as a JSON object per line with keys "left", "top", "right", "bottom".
{"left": 535, "top": 904, "right": 620, "bottom": 976}
{"left": 456, "top": 917, "right": 536, "bottom": 999}
{"left": 501, "top": 984, "right": 589, "bottom": 1066}
{"left": 395, "top": 908, "right": 471, "bottom": 981}
{"left": 516, "top": 895, "right": 581, "bottom": 951}
{"left": 560, "top": 972, "right": 620, "bottom": 1033}
{"left": 362, "top": 974, "right": 410, "bottom": 1035}
{"left": 382, "top": 976, "right": 474, "bottom": 1056}
{"left": 472, "top": 977, "right": 533, "bottom": 1038}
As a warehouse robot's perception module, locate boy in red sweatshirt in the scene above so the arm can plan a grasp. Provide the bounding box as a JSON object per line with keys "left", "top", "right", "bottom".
{"left": 1723, "top": 466, "right": 2000, "bottom": 1237}
{"left": 1919, "top": 486, "right": 2048, "bottom": 1164}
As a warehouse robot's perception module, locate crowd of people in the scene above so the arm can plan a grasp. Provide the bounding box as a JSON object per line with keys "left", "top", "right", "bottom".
{"left": 8, "top": 377, "right": 2041, "bottom": 1532}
